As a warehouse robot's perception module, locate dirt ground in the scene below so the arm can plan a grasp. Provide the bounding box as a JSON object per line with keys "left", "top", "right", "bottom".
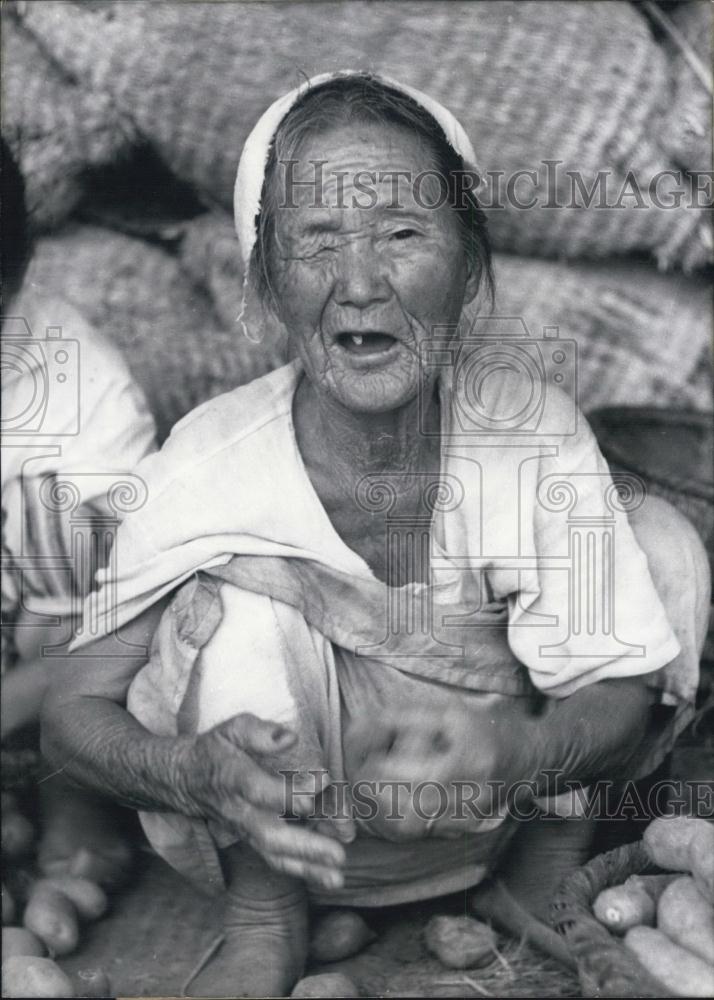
{"left": 55, "top": 848, "right": 581, "bottom": 998}
{"left": 5, "top": 667, "right": 712, "bottom": 999}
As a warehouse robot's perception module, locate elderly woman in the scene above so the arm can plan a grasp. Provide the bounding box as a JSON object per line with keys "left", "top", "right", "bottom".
{"left": 42, "top": 73, "right": 708, "bottom": 997}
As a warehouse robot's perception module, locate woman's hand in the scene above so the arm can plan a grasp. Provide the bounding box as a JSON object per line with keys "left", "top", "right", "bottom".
{"left": 42, "top": 603, "right": 353, "bottom": 894}
{"left": 177, "top": 712, "right": 353, "bottom": 891}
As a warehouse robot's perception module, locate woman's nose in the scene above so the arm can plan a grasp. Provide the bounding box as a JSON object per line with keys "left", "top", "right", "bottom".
{"left": 333, "top": 239, "right": 390, "bottom": 308}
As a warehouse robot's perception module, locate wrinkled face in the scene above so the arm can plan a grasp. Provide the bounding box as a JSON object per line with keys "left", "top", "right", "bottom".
{"left": 269, "top": 122, "right": 479, "bottom": 413}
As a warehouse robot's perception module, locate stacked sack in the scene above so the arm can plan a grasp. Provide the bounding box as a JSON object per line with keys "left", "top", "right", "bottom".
{"left": 24, "top": 210, "right": 713, "bottom": 441}
{"left": 2, "top": 0, "right": 712, "bottom": 434}
{"left": 4, "top": 0, "right": 712, "bottom": 269}
{"left": 22, "top": 221, "right": 288, "bottom": 442}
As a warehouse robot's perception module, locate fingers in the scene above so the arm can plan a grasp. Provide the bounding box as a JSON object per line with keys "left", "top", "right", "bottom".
{"left": 216, "top": 714, "right": 332, "bottom": 813}
{"left": 262, "top": 851, "right": 345, "bottom": 892}
{"left": 311, "top": 784, "right": 357, "bottom": 844}
{"left": 310, "top": 816, "right": 357, "bottom": 844}
{"left": 225, "top": 753, "right": 329, "bottom": 819}
{"left": 221, "top": 713, "right": 298, "bottom": 755}
{"left": 238, "top": 803, "right": 347, "bottom": 871}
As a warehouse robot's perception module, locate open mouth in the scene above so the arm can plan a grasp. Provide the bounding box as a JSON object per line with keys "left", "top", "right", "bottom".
{"left": 336, "top": 332, "right": 398, "bottom": 355}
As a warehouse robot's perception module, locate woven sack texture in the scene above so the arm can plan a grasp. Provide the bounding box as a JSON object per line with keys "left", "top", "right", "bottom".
{"left": 489, "top": 254, "right": 713, "bottom": 414}
{"left": 23, "top": 224, "right": 287, "bottom": 441}
{"left": 12, "top": 0, "right": 713, "bottom": 270}
{"left": 176, "top": 209, "right": 714, "bottom": 415}
{"left": 0, "top": 10, "right": 133, "bottom": 232}
{"left": 660, "top": 0, "right": 713, "bottom": 174}
{"left": 24, "top": 216, "right": 712, "bottom": 443}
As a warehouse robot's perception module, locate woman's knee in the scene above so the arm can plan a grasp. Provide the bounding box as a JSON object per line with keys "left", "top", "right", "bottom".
{"left": 628, "top": 495, "right": 711, "bottom": 652}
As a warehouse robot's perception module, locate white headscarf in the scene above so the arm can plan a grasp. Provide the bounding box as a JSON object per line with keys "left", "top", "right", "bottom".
{"left": 233, "top": 70, "right": 482, "bottom": 271}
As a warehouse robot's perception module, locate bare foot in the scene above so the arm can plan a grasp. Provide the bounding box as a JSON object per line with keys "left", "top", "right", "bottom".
{"left": 496, "top": 814, "right": 595, "bottom": 921}
{"left": 187, "top": 844, "right": 308, "bottom": 998}
{"left": 37, "top": 776, "right": 133, "bottom": 889}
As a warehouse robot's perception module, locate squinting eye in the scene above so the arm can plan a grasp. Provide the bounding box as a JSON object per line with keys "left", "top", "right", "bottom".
{"left": 390, "top": 228, "right": 417, "bottom": 241}
{"left": 305, "top": 242, "right": 338, "bottom": 259}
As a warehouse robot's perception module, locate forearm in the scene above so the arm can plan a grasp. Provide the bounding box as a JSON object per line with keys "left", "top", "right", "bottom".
{"left": 41, "top": 692, "right": 195, "bottom": 815}
{"left": 531, "top": 677, "right": 654, "bottom": 789}
{"left": 38, "top": 594, "right": 184, "bottom": 814}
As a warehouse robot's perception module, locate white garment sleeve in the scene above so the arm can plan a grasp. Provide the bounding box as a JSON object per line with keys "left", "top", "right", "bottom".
{"left": 504, "top": 415, "right": 681, "bottom": 699}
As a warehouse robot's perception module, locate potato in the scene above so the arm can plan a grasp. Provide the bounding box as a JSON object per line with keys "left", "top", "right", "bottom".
{"left": 23, "top": 883, "right": 79, "bottom": 956}
{"left": 309, "top": 909, "right": 376, "bottom": 962}
{"left": 593, "top": 882, "right": 655, "bottom": 933}
{"left": 643, "top": 816, "right": 709, "bottom": 872}
{"left": 2, "top": 884, "right": 15, "bottom": 926}
{"left": 688, "top": 822, "right": 714, "bottom": 903}
{"left": 658, "top": 876, "right": 714, "bottom": 965}
{"left": 625, "top": 926, "right": 714, "bottom": 998}
{"left": 291, "top": 973, "right": 359, "bottom": 997}
{"left": 424, "top": 915, "right": 497, "bottom": 969}
{"left": 73, "top": 967, "right": 112, "bottom": 998}
{"left": 1, "top": 956, "right": 75, "bottom": 997}
{"left": 37, "top": 877, "right": 108, "bottom": 921}
{"left": 2, "top": 927, "right": 46, "bottom": 958}
{"left": 1, "top": 811, "right": 35, "bottom": 858}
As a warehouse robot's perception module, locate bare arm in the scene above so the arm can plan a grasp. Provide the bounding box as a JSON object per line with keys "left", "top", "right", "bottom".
{"left": 40, "top": 601, "right": 351, "bottom": 888}
{"left": 39, "top": 597, "right": 192, "bottom": 812}
{"left": 528, "top": 676, "right": 655, "bottom": 790}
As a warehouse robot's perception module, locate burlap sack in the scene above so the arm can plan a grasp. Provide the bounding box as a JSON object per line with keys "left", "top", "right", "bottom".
{"left": 12, "top": 0, "right": 712, "bottom": 270}
{"left": 24, "top": 217, "right": 711, "bottom": 444}
{"left": 176, "top": 209, "right": 713, "bottom": 415}
{"left": 0, "top": 10, "right": 132, "bottom": 232}
{"left": 656, "top": 0, "right": 713, "bottom": 174}
{"left": 24, "top": 224, "right": 287, "bottom": 441}
{"left": 489, "top": 255, "right": 713, "bottom": 414}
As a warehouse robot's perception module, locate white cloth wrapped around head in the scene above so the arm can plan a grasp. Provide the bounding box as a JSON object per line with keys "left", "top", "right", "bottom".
{"left": 233, "top": 70, "right": 483, "bottom": 273}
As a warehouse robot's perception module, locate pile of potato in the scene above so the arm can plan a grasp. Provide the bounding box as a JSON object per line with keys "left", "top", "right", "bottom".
{"left": 1, "top": 792, "right": 110, "bottom": 998}
{"left": 592, "top": 816, "right": 714, "bottom": 998}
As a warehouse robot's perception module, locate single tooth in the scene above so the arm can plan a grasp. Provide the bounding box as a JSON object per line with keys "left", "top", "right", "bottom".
{"left": 351, "top": 334, "right": 363, "bottom": 346}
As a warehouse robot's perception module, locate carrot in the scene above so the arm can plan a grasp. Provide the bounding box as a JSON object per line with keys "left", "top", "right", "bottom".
{"left": 658, "top": 876, "right": 714, "bottom": 965}
{"left": 643, "top": 816, "right": 709, "bottom": 872}
{"left": 625, "top": 926, "right": 714, "bottom": 998}
{"left": 593, "top": 882, "right": 655, "bottom": 933}
{"left": 688, "top": 822, "right": 714, "bottom": 903}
